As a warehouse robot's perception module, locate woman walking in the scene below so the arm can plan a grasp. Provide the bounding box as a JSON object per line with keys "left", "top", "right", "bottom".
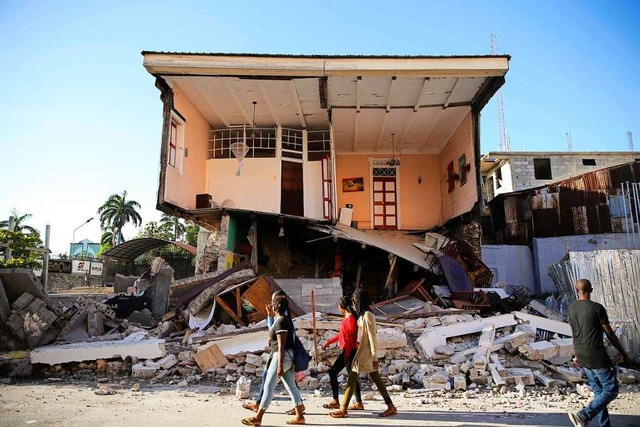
{"left": 321, "top": 297, "right": 364, "bottom": 411}
{"left": 241, "top": 294, "right": 305, "bottom": 426}
{"left": 329, "top": 288, "right": 397, "bottom": 419}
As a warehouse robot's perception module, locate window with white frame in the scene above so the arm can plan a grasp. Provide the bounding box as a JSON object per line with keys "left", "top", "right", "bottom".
{"left": 168, "top": 112, "right": 185, "bottom": 173}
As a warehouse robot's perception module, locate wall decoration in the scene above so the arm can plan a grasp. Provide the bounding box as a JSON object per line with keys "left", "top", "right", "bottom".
{"left": 342, "top": 177, "right": 364, "bottom": 192}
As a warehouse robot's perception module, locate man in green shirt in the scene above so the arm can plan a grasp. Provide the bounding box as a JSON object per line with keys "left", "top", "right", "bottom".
{"left": 567, "top": 279, "right": 633, "bottom": 427}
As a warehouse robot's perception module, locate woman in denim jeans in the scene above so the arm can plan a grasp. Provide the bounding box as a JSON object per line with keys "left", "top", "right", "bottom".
{"left": 241, "top": 295, "right": 305, "bottom": 426}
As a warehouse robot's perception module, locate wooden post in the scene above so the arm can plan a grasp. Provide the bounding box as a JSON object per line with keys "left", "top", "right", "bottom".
{"left": 311, "top": 290, "right": 319, "bottom": 366}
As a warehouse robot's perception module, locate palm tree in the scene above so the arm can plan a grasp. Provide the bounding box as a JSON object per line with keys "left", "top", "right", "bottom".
{"left": 0, "top": 209, "right": 39, "bottom": 235}
{"left": 100, "top": 226, "right": 116, "bottom": 246}
{"left": 97, "top": 191, "right": 142, "bottom": 245}
{"left": 159, "top": 213, "right": 186, "bottom": 242}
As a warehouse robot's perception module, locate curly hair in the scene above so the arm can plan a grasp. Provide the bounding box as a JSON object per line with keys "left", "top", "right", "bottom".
{"left": 272, "top": 294, "right": 289, "bottom": 315}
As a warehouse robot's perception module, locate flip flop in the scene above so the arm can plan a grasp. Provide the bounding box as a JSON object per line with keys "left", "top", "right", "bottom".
{"left": 348, "top": 403, "right": 365, "bottom": 410}
{"left": 285, "top": 419, "right": 306, "bottom": 425}
{"left": 378, "top": 406, "right": 397, "bottom": 417}
{"left": 241, "top": 417, "right": 261, "bottom": 426}
{"left": 329, "top": 410, "right": 349, "bottom": 418}
{"left": 286, "top": 406, "right": 305, "bottom": 415}
{"left": 242, "top": 403, "right": 257, "bottom": 412}
{"left": 322, "top": 402, "right": 340, "bottom": 409}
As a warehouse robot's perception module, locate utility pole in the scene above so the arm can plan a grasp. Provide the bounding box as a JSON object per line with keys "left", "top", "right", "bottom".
{"left": 628, "top": 131, "right": 634, "bottom": 151}
{"left": 491, "top": 34, "right": 509, "bottom": 152}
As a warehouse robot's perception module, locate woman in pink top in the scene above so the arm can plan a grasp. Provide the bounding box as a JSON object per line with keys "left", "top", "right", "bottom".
{"left": 321, "top": 296, "right": 364, "bottom": 410}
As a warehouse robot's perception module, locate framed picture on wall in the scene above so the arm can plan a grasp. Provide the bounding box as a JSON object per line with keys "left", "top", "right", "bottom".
{"left": 342, "top": 177, "right": 364, "bottom": 192}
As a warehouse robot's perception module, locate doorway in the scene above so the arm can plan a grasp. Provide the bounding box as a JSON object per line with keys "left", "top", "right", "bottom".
{"left": 372, "top": 168, "right": 397, "bottom": 230}
{"left": 281, "top": 161, "right": 304, "bottom": 216}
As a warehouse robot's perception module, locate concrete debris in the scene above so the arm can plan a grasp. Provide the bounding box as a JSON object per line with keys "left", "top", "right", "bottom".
{"left": 30, "top": 338, "right": 166, "bottom": 365}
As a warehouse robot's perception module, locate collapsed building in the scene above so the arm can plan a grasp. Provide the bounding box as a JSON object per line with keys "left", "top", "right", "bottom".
{"left": 1, "top": 53, "right": 638, "bottom": 401}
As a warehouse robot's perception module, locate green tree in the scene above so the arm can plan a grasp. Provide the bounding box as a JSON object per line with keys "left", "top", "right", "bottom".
{"left": 137, "top": 221, "right": 171, "bottom": 240}
{"left": 185, "top": 224, "right": 199, "bottom": 246}
{"left": 159, "top": 214, "right": 186, "bottom": 242}
{"left": 0, "top": 209, "right": 38, "bottom": 235}
{"left": 97, "top": 191, "right": 142, "bottom": 245}
{"left": 0, "top": 229, "right": 43, "bottom": 268}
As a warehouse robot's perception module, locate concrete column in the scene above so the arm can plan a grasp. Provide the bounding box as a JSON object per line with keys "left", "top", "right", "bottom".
{"left": 150, "top": 266, "right": 173, "bottom": 319}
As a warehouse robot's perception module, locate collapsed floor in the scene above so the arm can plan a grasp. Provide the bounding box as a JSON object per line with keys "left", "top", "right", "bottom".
{"left": 1, "top": 260, "right": 638, "bottom": 406}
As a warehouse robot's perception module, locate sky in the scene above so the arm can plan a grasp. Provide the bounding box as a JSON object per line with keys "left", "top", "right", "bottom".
{"left": 0, "top": 0, "right": 638, "bottom": 256}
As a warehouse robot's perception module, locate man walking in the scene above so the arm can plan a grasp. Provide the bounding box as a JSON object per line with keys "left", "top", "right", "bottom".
{"left": 567, "top": 278, "right": 633, "bottom": 427}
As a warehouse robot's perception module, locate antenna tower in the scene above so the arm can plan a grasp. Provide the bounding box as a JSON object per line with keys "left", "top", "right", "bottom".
{"left": 628, "top": 131, "right": 634, "bottom": 151}
{"left": 491, "top": 34, "right": 509, "bottom": 151}
{"left": 566, "top": 131, "right": 573, "bottom": 152}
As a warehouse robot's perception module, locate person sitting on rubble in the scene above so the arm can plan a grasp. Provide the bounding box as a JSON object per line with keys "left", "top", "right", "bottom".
{"left": 329, "top": 288, "right": 397, "bottom": 419}
{"left": 321, "top": 296, "right": 364, "bottom": 411}
{"left": 241, "top": 294, "right": 305, "bottom": 426}
{"left": 242, "top": 291, "right": 304, "bottom": 416}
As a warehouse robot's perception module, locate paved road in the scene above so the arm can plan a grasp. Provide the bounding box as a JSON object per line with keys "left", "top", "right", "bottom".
{"left": 1, "top": 382, "right": 639, "bottom": 426}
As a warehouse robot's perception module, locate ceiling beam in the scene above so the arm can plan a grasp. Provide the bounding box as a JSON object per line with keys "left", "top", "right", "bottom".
{"left": 192, "top": 79, "right": 231, "bottom": 128}
{"left": 356, "top": 76, "right": 362, "bottom": 113}
{"left": 398, "top": 112, "right": 418, "bottom": 150}
{"left": 386, "top": 76, "right": 397, "bottom": 113}
{"left": 413, "top": 77, "right": 431, "bottom": 112}
{"left": 223, "top": 79, "right": 253, "bottom": 125}
{"left": 289, "top": 81, "right": 307, "bottom": 129}
{"left": 374, "top": 112, "right": 389, "bottom": 151}
{"left": 257, "top": 82, "right": 280, "bottom": 127}
{"left": 352, "top": 111, "right": 360, "bottom": 151}
{"left": 443, "top": 78, "right": 461, "bottom": 109}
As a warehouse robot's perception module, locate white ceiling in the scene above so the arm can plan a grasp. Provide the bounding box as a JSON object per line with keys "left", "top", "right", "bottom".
{"left": 150, "top": 54, "right": 508, "bottom": 155}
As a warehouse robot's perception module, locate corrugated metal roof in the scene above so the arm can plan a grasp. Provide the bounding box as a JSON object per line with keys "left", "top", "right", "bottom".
{"left": 489, "top": 161, "right": 640, "bottom": 244}
{"left": 141, "top": 51, "right": 512, "bottom": 60}
{"left": 101, "top": 238, "right": 196, "bottom": 261}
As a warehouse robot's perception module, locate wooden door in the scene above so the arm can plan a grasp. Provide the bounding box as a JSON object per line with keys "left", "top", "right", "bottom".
{"left": 281, "top": 161, "right": 304, "bottom": 216}
{"left": 373, "top": 173, "right": 397, "bottom": 230}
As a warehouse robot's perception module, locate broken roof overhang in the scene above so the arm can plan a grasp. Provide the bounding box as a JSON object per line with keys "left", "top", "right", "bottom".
{"left": 101, "top": 238, "right": 197, "bottom": 261}
{"left": 142, "top": 52, "right": 509, "bottom": 154}
{"left": 309, "top": 223, "right": 436, "bottom": 270}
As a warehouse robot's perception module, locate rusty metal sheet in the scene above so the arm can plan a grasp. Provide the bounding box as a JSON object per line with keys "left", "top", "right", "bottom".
{"left": 572, "top": 206, "right": 588, "bottom": 234}
{"left": 597, "top": 205, "right": 613, "bottom": 233}
{"left": 532, "top": 209, "right": 559, "bottom": 237}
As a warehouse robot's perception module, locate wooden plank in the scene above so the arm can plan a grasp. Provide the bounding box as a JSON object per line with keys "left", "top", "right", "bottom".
{"left": 194, "top": 343, "right": 228, "bottom": 372}
{"left": 173, "top": 260, "right": 250, "bottom": 308}
{"left": 215, "top": 295, "right": 246, "bottom": 326}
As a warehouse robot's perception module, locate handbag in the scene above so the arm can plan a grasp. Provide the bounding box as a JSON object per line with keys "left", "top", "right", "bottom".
{"left": 292, "top": 334, "right": 310, "bottom": 372}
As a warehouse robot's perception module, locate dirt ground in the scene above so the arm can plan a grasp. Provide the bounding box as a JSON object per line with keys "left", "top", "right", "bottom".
{"left": 1, "top": 379, "right": 639, "bottom": 427}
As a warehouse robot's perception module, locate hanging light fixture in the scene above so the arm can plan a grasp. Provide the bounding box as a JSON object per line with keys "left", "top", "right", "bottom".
{"left": 387, "top": 133, "right": 401, "bottom": 166}
{"left": 250, "top": 101, "right": 257, "bottom": 140}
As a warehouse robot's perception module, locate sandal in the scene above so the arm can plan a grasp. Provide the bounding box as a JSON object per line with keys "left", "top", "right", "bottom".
{"left": 378, "top": 405, "right": 397, "bottom": 417}
{"left": 242, "top": 402, "right": 258, "bottom": 412}
{"left": 348, "top": 402, "right": 365, "bottom": 410}
{"left": 285, "top": 405, "right": 305, "bottom": 415}
{"left": 285, "top": 419, "right": 306, "bottom": 425}
{"left": 322, "top": 402, "right": 340, "bottom": 409}
{"left": 241, "top": 417, "right": 262, "bottom": 426}
{"left": 329, "top": 410, "right": 349, "bottom": 418}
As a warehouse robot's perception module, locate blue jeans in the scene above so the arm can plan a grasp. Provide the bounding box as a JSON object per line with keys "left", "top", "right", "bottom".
{"left": 259, "top": 351, "right": 303, "bottom": 410}
{"left": 578, "top": 366, "right": 619, "bottom": 427}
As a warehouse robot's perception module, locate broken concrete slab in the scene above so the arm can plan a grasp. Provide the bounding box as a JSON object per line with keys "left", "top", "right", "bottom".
{"left": 528, "top": 300, "right": 565, "bottom": 322}
{"left": 503, "top": 327, "right": 536, "bottom": 354}
{"left": 416, "top": 313, "right": 517, "bottom": 358}
{"left": 0, "top": 278, "right": 10, "bottom": 325}
{"left": 513, "top": 311, "right": 572, "bottom": 337}
{"left": 202, "top": 330, "right": 268, "bottom": 356}
{"left": 488, "top": 363, "right": 506, "bottom": 386}
{"left": 519, "top": 341, "right": 559, "bottom": 361}
{"left": 533, "top": 370, "right": 557, "bottom": 387}
{"left": 132, "top": 363, "right": 158, "bottom": 379}
{"left": 504, "top": 368, "right": 535, "bottom": 386}
{"left": 30, "top": 338, "right": 166, "bottom": 365}
{"left": 472, "top": 325, "right": 495, "bottom": 371}
{"left": 156, "top": 354, "right": 178, "bottom": 370}
{"left": 0, "top": 269, "right": 45, "bottom": 302}
{"left": 550, "top": 338, "right": 575, "bottom": 358}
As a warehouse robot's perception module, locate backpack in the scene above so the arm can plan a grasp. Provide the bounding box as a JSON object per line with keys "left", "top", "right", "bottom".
{"left": 292, "top": 334, "right": 311, "bottom": 372}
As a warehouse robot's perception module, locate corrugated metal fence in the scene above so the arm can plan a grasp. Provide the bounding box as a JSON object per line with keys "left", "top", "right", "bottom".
{"left": 549, "top": 249, "right": 640, "bottom": 358}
